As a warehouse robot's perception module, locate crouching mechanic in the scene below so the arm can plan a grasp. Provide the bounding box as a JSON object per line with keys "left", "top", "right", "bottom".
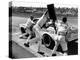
{"left": 19, "top": 15, "right": 35, "bottom": 39}
{"left": 53, "top": 17, "right": 69, "bottom": 55}
{"left": 24, "top": 11, "right": 48, "bottom": 53}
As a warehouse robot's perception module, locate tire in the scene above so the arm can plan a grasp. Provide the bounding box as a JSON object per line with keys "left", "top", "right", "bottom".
{"left": 42, "top": 33, "right": 55, "bottom": 50}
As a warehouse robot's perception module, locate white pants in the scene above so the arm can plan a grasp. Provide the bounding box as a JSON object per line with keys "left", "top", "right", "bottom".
{"left": 52, "top": 35, "right": 67, "bottom": 54}
{"left": 58, "top": 35, "right": 67, "bottom": 51}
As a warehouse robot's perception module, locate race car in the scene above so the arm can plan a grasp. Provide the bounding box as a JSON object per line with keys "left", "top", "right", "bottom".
{"left": 19, "top": 4, "right": 78, "bottom": 56}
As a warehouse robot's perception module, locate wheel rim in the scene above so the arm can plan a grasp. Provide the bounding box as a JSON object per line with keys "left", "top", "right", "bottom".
{"left": 42, "top": 34, "right": 51, "bottom": 47}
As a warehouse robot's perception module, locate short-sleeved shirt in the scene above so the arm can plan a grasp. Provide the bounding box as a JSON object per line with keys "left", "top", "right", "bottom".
{"left": 55, "top": 20, "right": 68, "bottom": 36}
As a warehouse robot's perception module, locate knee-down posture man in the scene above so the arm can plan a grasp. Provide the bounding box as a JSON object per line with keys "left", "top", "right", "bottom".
{"left": 19, "top": 15, "right": 35, "bottom": 39}
{"left": 24, "top": 11, "right": 48, "bottom": 53}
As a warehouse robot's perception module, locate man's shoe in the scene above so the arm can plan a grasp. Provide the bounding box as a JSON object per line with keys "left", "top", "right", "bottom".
{"left": 24, "top": 43, "right": 29, "bottom": 47}
{"left": 38, "top": 51, "right": 44, "bottom": 55}
{"left": 52, "top": 54, "right": 56, "bottom": 56}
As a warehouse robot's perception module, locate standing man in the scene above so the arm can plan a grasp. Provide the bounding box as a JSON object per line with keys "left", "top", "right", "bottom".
{"left": 52, "top": 17, "right": 69, "bottom": 56}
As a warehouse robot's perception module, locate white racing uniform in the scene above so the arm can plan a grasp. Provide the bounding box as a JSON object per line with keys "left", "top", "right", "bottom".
{"left": 56, "top": 19, "right": 68, "bottom": 51}
{"left": 20, "top": 18, "right": 35, "bottom": 39}
{"left": 25, "top": 18, "right": 35, "bottom": 34}
{"left": 25, "top": 11, "right": 47, "bottom": 43}
{"left": 52, "top": 20, "right": 68, "bottom": 54}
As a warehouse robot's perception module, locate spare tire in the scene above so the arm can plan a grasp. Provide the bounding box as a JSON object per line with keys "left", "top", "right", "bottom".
{"left": 42, "top": 33, "right": 55, "bottom": 49}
